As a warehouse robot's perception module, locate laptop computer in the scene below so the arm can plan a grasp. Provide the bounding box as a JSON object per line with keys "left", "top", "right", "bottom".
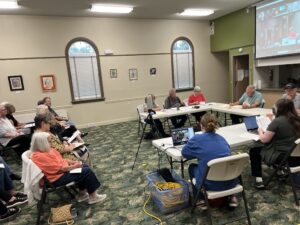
{"left": 244, "top": 116, "right": 259, "bottom": 134}
{"left": 171, "top": 127, "right": 195, "bottom": 147}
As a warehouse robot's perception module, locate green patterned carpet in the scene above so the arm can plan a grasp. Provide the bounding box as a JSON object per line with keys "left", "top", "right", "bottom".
{"left": 4, "top": 118, "right": 300, "bottom": 225}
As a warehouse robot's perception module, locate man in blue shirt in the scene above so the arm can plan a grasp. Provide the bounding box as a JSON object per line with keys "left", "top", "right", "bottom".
{"left": 182, "top": 113, "right": 238, "bottom": 210}
{"left": 229, "top": 85, "right": 263, "bottom": 124}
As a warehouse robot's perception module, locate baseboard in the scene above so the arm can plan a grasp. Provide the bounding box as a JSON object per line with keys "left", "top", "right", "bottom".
{"left": 76, "top": 116, "right": 137, "bottom": 129}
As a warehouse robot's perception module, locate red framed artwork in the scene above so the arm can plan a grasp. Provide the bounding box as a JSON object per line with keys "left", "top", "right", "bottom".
{"left": 40, "top": 75, "right": 56, "bottom": 92}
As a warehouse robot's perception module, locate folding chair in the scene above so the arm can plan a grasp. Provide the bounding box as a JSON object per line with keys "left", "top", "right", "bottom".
{"left": 261, "top": 99, "right": 266, "bottom": 108}
{"left": 264, "top": 138, "right": 300, "bottom": 205}
{"left": 191, "top": 153, "right": 251, "bottom": 225}
{"left": 136, "top": 104, "right": 148, "bottom": 137}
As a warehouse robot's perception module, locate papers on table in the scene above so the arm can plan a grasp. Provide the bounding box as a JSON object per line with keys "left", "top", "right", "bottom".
{"left": 68, "top": 130, "right": 81, "bottom": 144}
{"left": 25, "top": 122, "right": 35, "bottom": 128}
{"left": 256, "top": 116, "right": 271, "bottom": 132}
{"left": 240, "top": 132, "right": 260, "bottom": 141}
{"left": 70, "top": 168, "right": 82, "bottom": 173}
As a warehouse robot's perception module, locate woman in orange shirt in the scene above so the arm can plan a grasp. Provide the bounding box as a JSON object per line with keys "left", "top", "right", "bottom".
{"left": 30, "top": 132, "right": 106, "bottom": 205}
{"left": 188, "top": 86, "right": 206, "bottom": 123}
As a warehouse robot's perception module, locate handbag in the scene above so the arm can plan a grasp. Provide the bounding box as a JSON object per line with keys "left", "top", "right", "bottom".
{"left": 48, "top": 204, "right": 74, "bottom": 225}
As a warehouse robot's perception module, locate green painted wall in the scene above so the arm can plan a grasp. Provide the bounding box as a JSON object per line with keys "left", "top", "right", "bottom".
{"left": 210, "top": 8, "right": 255, "bottom": 52}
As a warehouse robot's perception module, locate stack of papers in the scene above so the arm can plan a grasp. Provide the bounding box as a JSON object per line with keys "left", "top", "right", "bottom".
{"left": 256, "top": 116, "right": 271, "bottom": 132}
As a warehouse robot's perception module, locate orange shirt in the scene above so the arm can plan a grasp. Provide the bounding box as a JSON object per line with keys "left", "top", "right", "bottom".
{"left": 31, "top": 148, "right": 68, "bottom": 183}
{"left": 188, "top": 93, "right": 206, "bottom": 105}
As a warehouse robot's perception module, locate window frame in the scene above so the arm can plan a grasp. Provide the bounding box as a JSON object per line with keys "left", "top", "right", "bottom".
{"left": 171, "top": 37, "right": 195, "bottom": 92}
{"left": 65, "top": 37, "right": 105, "bottom": 104}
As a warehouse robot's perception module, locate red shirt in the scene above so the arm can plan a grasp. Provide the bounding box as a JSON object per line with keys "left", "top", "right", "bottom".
{"left": 188, "top": 93, "right": 206, "bottom": 105}
{"left": 31, "top": 148, "right": 68, "bottom": 182}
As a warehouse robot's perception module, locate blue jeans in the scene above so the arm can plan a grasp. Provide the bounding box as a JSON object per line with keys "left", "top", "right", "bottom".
{"left": 0, "top": 159, "right": 14, "bottom": 202}
{"left": 52, "top": 164, "right": 100, "bottom": 194}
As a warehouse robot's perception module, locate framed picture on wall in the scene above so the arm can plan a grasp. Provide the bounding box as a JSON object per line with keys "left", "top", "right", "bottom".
{"left": 8, "top": 75, "right": 24, "bottom": 91}
{"left": 110, "top": 69, "right": 117, "bottom": 79}
{"left": 129, "top": 68, "right": 138, "bottom": 81}
{"left": 150, "top": 68, "right": 156, "bottom": 76}
{"left": 40, "top": 75, "right": 56, "bottom": 92}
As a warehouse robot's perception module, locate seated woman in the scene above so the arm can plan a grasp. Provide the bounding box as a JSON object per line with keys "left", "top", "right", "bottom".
{"left": 143, "top": 94, "right": 168, "bottom": 137}
{"left": 182, "top": 113, "right": 238, "bottom": 209}
{"left": 0, "top": 104, "right": 31, "bottom": 157}
{"left": 36, "top": 105, "right": 83, "bottom": 143}
{"left": 188, "top": 86, "right": 206, "bottom": 123}
{"left": 30, "top": 132, "right": 106, "bottom": 205}
{"left": 34, "top": 114, "right": 86, "bottom": 161}
{"left": 249, "top": 99, "right": 300, "bottom": 189}
{"left": 3, "top": 103, "right": 25, "bottom": 129}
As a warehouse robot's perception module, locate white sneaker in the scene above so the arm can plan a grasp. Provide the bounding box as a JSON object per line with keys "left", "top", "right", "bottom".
{"left": 88, "top": 194, "right": 107, "bottom": 205}
{"left": 76, "top": 193, "right": 89, "bottom": 203}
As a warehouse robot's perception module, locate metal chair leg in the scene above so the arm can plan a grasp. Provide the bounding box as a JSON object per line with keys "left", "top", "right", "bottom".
{"left": 36, "top": 188, "right": 47, "bottom": 225}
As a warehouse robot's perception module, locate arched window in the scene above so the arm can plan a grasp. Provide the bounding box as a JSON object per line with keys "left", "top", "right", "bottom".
{"left": 171, "top": 37, "right": 195, "bottom": 90}
{"left": 66, "top": 38, "right": 104, "bottom": 103}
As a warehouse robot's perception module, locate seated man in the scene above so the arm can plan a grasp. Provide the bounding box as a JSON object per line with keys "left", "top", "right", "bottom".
{"left": 164, "top": 89, "right": 187, "bottom": 129}
{"left": 0, "top": 104, "right": 31, "bottom": 157}
{"left": 143, "top": 94, "right": 168, "bottom": 138}
{"left": 280, "top": 83, "right": 300, "bottom": 114}
{"left": 188, "top": 86, "right": 206, "bottom": 123}
{"left": 182, "top": 113, "right": 238, "bottom": 209}
{"left": 229, "top": 85, "right": 263, "bottom": 124}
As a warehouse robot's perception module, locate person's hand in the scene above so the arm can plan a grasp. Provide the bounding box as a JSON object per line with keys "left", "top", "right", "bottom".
{"left": 72, "top": 161, "right": 82, "bottom": 169}
{"left": 194, "top": 101, "right": 200, "bottom": 105}
{"left": 242, "top": 102, "right": 250, "bottom": 109}
{"left": 258, "top": 128, "right": 264, "bottom": 135}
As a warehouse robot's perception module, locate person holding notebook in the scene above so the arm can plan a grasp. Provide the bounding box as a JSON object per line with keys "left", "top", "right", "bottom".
{"left": 249, "top": 99, "right": 300, "bottom": 189}
{"left": 182, "top": 113, "right": 238, "bottom": 210}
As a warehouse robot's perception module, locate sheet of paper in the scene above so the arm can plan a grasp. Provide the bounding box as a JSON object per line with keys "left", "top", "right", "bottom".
{"left": 237, "top": 70, "right": 244, "bottom": 81}
{"left": 68, "top": 130, "right": 81, "bottom": 144}
{"left": 240, "top": 132, "right": 260, "bottom": 141}
{"left": 25, "top": 123, "right": 35, "bottom": 128}
{"left": 0, "top": 163, "right": 5, "bottom": 168}
{"left": 256, "top": 116, "right": 271, "bottom": 132}
{"left": 72, "top": 142, "right": 84, "bottom": 149}
{"left": 70, "top": 168, "right": 82, "bottom": 173}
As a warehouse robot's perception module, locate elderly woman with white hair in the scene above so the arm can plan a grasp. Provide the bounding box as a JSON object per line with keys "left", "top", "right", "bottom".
{"left": 30, "top": 132, "right": 106, "bottom": 205}
{"left": 188, "top": 86, "right": 206, "bottom": 123}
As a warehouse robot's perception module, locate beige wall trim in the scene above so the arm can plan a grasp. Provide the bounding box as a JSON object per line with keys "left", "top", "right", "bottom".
{"left": 0, "top": 53, "right": 170, "bottom": 61}
{"left": 15, "top": 104, "right": 73, "bottom": 114}
{"left": 105, "top": 94, "right": 166, "bottom": 104}
{"left": 77, "top": 116, "right": 136, "bottom": 129}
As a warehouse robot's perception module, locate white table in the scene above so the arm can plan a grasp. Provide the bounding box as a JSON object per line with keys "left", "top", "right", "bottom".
{"left": 140, "top": 103, "right": 272, "bottom": 121}
{"left": 152, "top": 123, "right": 255, "bottom": 177}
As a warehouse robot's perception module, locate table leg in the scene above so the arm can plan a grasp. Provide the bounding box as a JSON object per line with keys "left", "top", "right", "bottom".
{"left": 181, "top": 160, "right": 184, "bottom": 178}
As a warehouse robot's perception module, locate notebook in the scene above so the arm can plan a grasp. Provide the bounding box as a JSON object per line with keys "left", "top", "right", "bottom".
{"left": 244, "top": 116, "right": 259, "bottom": 134}
{"left": 171, "top": 127, "right": 195, "bottom": 146}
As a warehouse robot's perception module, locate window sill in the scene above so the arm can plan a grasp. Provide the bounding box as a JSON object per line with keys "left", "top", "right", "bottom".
{"left": 175, "top": 88, "right": 194, "bottom": 92}
{"left": 71, "top": 98, "right": 105, "bottom": 104}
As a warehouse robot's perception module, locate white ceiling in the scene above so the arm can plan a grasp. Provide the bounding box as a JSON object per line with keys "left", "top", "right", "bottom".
{"left": 0, "top": 0, "right": 262, "bottom": 20}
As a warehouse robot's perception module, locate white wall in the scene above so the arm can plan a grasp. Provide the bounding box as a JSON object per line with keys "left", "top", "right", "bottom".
{"left": 0, "top": 15, "right": 229, "bottom": 127}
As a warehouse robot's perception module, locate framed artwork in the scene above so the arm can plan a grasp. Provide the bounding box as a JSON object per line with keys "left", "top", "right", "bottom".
{"left": 8, "top": 75, "right": 24, "bottom": 91}
{"left": 129, "top": 68, "right": 138, "bottom": 81}
{"left": 110, "top": 69, "right": 117, "bottom": 79}
{"left": 150, "top": 68, "right": 156, "bottom": 76}
{"left": 40, "top": 75, "right": 56, "bottom": 92}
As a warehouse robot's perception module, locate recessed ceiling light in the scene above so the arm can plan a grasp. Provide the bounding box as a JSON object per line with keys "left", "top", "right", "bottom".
{"left": 90, "top": 4, "right": 133, "bottom": 14}
{"left": 180, "top": 9, "right": 214, "bottom": 16}
{"left": 0, "top": 0, "right": 18, "bottom": 9}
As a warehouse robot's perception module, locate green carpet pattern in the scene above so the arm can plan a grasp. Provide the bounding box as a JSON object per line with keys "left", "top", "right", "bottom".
{"left": 3, "top": 117, "right": 300, "bottom": 225}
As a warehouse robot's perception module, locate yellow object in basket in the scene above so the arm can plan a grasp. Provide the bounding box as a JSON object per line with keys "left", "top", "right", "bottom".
{"left": 155, "top": 182, "right": 181, "bottom": 191}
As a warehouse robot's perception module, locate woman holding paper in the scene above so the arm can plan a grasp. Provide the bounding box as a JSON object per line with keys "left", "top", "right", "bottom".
{"left": 249, "top": 99, "right": 300, "bottom": 189}
{"left": 30, "top": 132, "right": 106, "bottom": 205}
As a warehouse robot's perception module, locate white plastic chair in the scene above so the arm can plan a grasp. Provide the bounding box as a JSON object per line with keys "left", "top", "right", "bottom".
{"left": 261, "top": 99, "right": 266, "bottom": 108}
{"left": 191, "top": 153, "right": 251, "bottom": 225}
{"left": 136, "top": 104, "right": 146, "bottom": 136}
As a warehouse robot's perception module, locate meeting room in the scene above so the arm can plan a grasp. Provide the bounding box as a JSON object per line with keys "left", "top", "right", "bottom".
{"left": 0, "top": 0, "right": 300, "bottom": 224}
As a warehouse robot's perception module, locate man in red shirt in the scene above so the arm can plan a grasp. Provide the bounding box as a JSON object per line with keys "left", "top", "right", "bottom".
{"left": 188, "top": 86, "right": 206, "bottom": 122}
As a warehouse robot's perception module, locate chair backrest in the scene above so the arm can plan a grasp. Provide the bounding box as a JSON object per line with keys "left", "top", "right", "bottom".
{"left": 290, "top": 138, "right": 300, "bottom": 157}
{"left": 261, "top": 99, "right": 266, "bottom": 108}
{"left": 206, "top": 153, "right": 249, "bottom": 181}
